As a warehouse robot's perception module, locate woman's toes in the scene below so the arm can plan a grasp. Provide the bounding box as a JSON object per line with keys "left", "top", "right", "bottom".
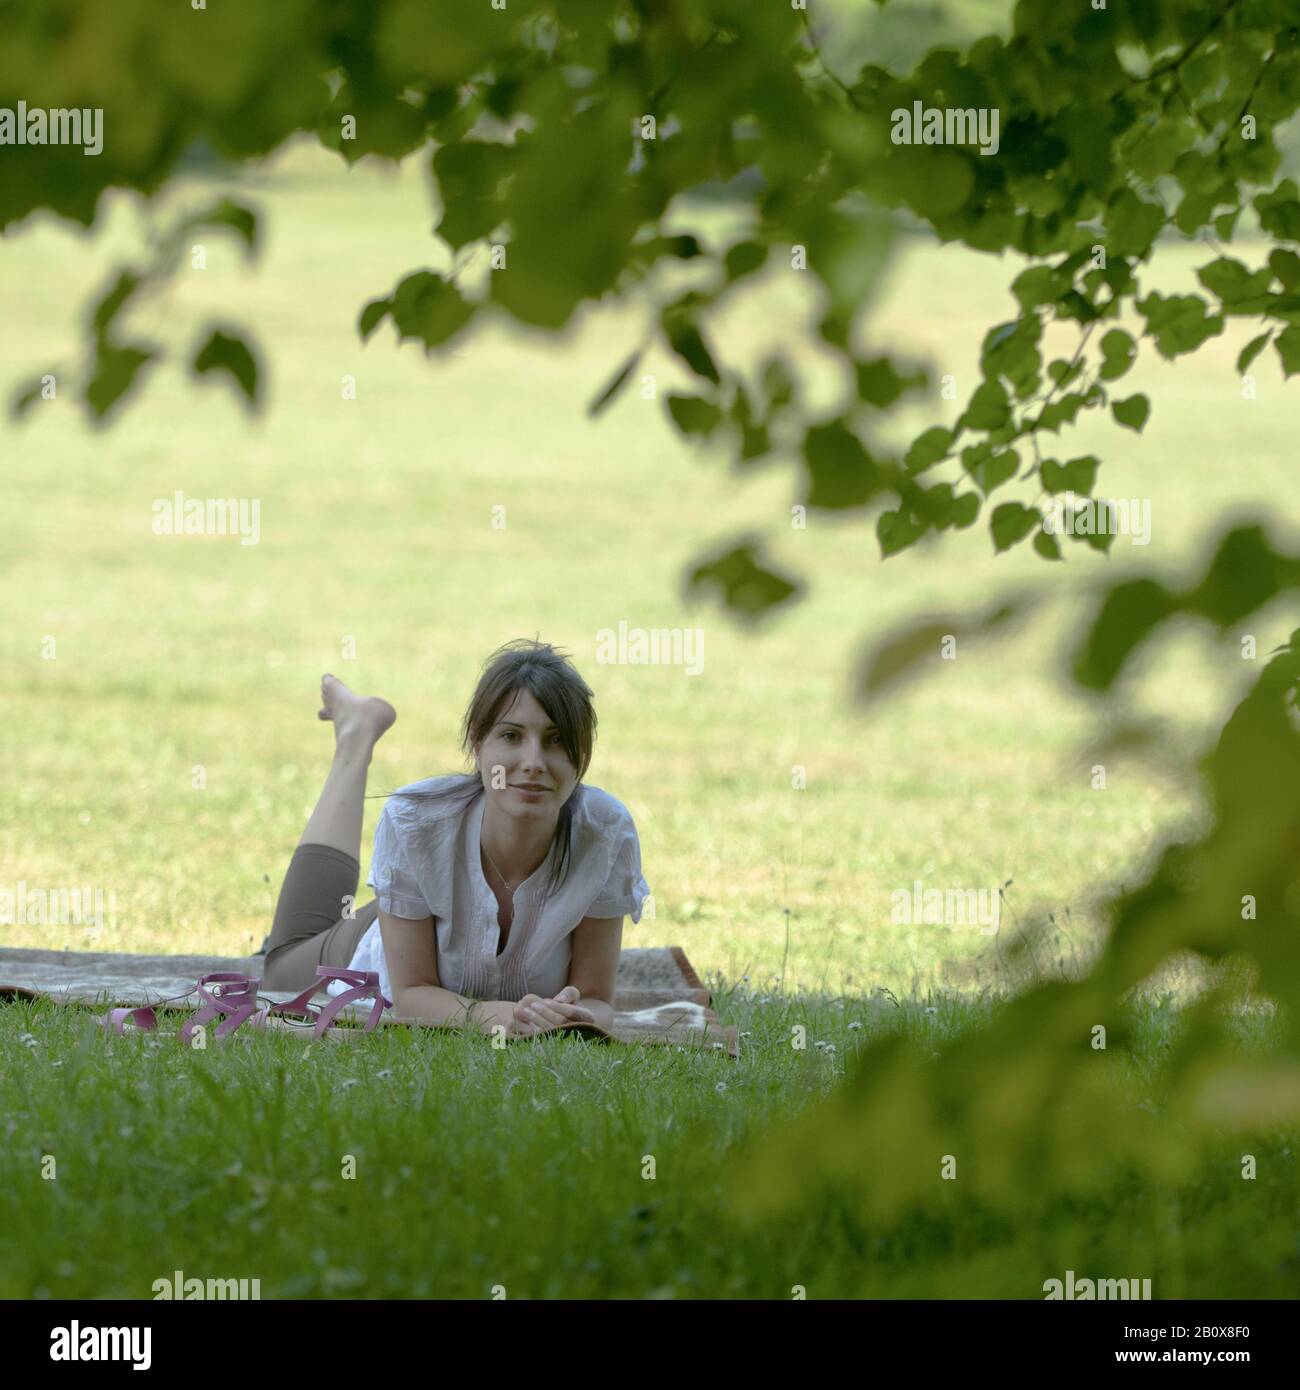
{"left": 318, "top": 674, "right": 396, "bottom": 745}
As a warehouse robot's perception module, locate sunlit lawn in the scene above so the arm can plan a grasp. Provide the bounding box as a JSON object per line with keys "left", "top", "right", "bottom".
{"left": 1, "top": 984, "right": 1293, "bottom": 1300}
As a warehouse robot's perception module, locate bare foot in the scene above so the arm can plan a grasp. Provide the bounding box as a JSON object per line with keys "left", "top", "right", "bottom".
{"left": 318, "top": 674, "right": 397, "bottom": 749}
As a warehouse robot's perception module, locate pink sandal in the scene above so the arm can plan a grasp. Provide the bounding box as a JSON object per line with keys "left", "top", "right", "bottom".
{"left": 97, "top": 966, "right": 390, "bottom": 1044}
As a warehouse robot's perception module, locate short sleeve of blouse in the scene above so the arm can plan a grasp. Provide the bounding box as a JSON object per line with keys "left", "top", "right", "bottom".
{"left": 368, "top": 802, "right": 430, "bottom": 920}
{"left": 585, "top": 809, "right": 651, "bottom": 925}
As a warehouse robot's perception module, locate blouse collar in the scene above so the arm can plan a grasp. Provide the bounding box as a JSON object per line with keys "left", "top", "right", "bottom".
{"left": 469, "top": 792, "right": 559, "bottom": 908}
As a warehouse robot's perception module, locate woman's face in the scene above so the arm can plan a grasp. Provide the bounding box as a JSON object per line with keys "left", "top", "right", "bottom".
{"left": 474, "top": 687, "right": 579, "bottom": 822}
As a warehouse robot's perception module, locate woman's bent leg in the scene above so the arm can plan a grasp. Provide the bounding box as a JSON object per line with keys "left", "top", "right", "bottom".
{"left": 258, "top": 675, "right": 396, "bottom": 990}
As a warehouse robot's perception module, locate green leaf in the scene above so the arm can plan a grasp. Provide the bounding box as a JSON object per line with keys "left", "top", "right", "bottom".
{"left": 1046, "top": 358, "right": 1082, "bottom": 387}
{"left": 192, "top": 328, "right": 260, "bottom": 409}
{"left": 432, "top": 141, "right": 515, "bottom": 251}
{"left": 1098, "top": 329, "right": 1136, "bottom": 380}
{"left": 1275, "top": 327, "right": 1300, "bottom": 378}
{"left": 1183, "top": 525, "right": 1285, "bottom": 628}
{"left": 1173, "top": 149, "right": 1222, "bottom": 196}
{"left": 950, "top": 492, "right": 980, "bottom": 528}
{"left": 1213, "top": 209, "right": 1241, "bottom": 241}
{"left": 1195, "top": 256, "right": 1273, "bottom": 313}
{"left": 1236, "top": 332, "right": 1272, "bottom": 374}
{"left": 969, "top": 448, "right": 1019, "bottom": 495}
{"left": 686, "top": 538, "right": 801, "bottom": 621}
{"left": 877, "top": 506, "right": 927, "bottom": 558}
{"left": 803, "top": 421, "right": 881, "bottom": 509}
{"left": 990, "top": 501, "right": 1039, "bottom": 553}
{"left": 980, "top": 315, "right": 1043, "bottom": 395}
{"left": 905, "top": 425, "right": 953, "bottom": 473}
{"left": 1268, "top": 249, "right": 1300, "bottom": 291}
{"left": 587, "top": 347, "right": 645, "bottom": 418}
{"left": 856, "top": 355, "right": 920, "bottom": 409}
{"left": 1105, "top": 188, "right": 1165, "bottom": 257}
{"left": 666, "top": 393, "right": 723, "bottom": 438}
{"left": 961, "top": 379, "right": 1010, "bottom": 430}
{"left": 1100, "top": 329, "right": 1134, "bottom": 360}
{"left": 1010, "top": 266, "right": 1064, "bottom": 311}
{"left": 1173, "top": 191, "right": 1214, "bottom": 237}
{"left": 662, "top": 235, "right": 703, "bottom": 259}
{"left": 1128, "top": 116, "right": 1195, "bottom": 182}
{"left": 85, "top": 343, "right": 155, "bottom": 422}
{"left": 854, "top": 594, "right": 1033, "bottom": 700}
{"left": 1073, "top": 578, "right": 1179, "bottom": 690}
{"left": 1254, "top": 181, "right": 1300, "bottom": 241}
{"left": 181, "top": 198, "right": 259, "bottom": 259}
{"left": 1035, "top": 391, "right": 1086, "bottom": 432}
{"left": 1136, "top": 292, "right": 1224, "bottom": 358}
{"left": 388, "top": 270, "right": 474, "bottom": 351}
{"left": 1041, "top": 455, "right": 1099, "bottom": 494}
{"left": 1111, "top": 394, "right": 1150, "bottom": 433}
{"left": 1033, "top": 528, "right": 1063, "bottom": 560}
{"left": 724, "top": 241, "right": 768, "bottom": 281}
{"left": 664, "top": 316, "right": 720, "bottom": 384}
{"left": 357, "top": 297, "right": 392, "bottom": 342}
{"left": 91, "top": 271, "right": 140, "bottom": 341}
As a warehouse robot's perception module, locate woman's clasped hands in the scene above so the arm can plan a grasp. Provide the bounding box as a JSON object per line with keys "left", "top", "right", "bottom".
{"left": 509, "top": 985, "right": 595, "bottom": 1037}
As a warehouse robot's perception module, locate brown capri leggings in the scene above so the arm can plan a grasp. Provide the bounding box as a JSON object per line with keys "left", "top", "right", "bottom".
{"left": 261, "top": 844, "right": 381, "bottom": 992}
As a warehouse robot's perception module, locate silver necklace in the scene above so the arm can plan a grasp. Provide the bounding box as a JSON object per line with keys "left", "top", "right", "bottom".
{"left": 482, "top": 843, "right": 523, "bottom": 895}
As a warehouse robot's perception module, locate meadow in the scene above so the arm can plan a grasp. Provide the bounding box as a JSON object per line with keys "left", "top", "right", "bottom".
{"left": 1, "top": 142, "right": 1296, "bottom": 1298}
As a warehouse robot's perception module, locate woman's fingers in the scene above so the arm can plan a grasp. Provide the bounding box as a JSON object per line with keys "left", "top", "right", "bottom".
{"left": 527, "top": 1000, "right": 567, "bottom": 1026}
{"left": 548, "top": 1002, "right": 594, "bottom": 1023}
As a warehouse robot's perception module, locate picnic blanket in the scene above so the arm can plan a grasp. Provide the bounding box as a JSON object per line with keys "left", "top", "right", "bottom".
{"left": 0, "top": 944, "right": 739, "bottom": 1058}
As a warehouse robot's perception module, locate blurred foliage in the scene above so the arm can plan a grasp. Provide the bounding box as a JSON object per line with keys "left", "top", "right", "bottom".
{"left": 4, "top": 0, "right": 1300, "bottom": 1233}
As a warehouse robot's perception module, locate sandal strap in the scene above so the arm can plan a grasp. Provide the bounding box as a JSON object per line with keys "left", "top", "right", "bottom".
{"left": 100, "top": 1006, "right": 160, "bottom": 1035}
{"left": 310, "top": 967, "right": 391, "bottom": 1038}
{"left": 182, "top": 972, "right": 261, "bottom": 1044}
{"left": 97, "top": 979, "right": 208, "bottom": 1035}
{"left": 262, "top": 966, "right": 390, "bottom": 1039}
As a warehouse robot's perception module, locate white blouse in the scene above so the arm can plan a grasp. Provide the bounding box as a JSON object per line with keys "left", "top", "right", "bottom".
{"left": 325, "top": 777, "right": 650, "bottom": 1006}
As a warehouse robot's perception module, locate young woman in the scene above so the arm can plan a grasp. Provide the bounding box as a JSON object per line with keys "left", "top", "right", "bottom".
{"left": 259, "top": 640, "right": 650, "bottom": 1039}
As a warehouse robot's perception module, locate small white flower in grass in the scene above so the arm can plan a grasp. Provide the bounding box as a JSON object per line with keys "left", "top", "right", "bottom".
{"left": 848, "top": 1021, "right": 863, "bottom": 1031}
{"left": 924, "top": 1007, "right": 938, "bottom": 1015}
{"left": 339, "top": 1078, "right": 360, "bottom": 1090}
{"left": 715, "top": 1081, "right": 727, "bottom": 1092}
{"left": 51, "top": 1060, "right": 65, "bottom": 1068}
{"left": 376, "top": 1069, "right": 393, "bottom": 1079}
{"left": 20, "top": 1033, "right": 39, "bottom": 1046}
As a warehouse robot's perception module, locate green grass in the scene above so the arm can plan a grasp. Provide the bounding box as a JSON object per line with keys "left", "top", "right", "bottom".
{"left": 3, "top": 142, "right": 1298, "bottom": 1298}
{"left": 2, "top": 989, "right": 1294, "bottom": 1300}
